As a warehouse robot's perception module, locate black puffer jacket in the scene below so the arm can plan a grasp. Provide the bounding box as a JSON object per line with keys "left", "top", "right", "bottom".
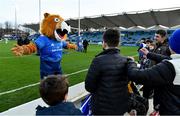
{"left": 85, "top": 48, "right": 129, "bottom": 115}
{"left": 128, "top": 53, "right": 180, "bottom": 115}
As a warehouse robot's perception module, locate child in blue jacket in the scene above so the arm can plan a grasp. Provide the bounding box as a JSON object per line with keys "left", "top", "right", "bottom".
{"left": 36, "top": 75, "right": 82, "bottom": 115}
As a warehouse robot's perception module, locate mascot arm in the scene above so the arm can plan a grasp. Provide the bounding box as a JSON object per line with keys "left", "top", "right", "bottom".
{"left": 67, "top": 42, "right": 77, "bottom": 50}
{"left": 11, "top": 43, "right": 37, "bottom": 56}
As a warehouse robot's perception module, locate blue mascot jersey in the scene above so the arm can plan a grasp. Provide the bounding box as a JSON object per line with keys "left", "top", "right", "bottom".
{"left": 35, "top": 35, "right": 67, "bottom": 62}
{"left": 34, "top": 35, "right": 67, "bottom": 79}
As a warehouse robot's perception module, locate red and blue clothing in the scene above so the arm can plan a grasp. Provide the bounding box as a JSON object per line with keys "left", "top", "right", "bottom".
{"left": 35, "top": 35, "right": 67, "bottom": 79}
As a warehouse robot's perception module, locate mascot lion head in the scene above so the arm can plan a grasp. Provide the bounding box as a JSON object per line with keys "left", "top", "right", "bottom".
{"left": 40, "top": 13, "right": 70, "bottom": 41}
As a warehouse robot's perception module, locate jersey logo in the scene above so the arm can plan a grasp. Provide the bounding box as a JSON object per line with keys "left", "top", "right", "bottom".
{"left": 51, "top": 43, "right": 54, "bottom": 46}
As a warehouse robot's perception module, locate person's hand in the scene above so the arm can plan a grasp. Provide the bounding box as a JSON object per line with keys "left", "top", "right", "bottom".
{"left": 140, "top": 48, "right": 149, "bottom": 55}
{"left": 129, "top": 109, "right": 137, "bottom": 116}
{"left": 143, "top": 55, "right": 147, "bottom": 59}
{"left": 128, "top": 56, "right": 135, "bottom": 61}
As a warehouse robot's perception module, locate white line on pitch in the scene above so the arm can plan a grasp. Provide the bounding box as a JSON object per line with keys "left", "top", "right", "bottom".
{"left": 0, "top": 69, "right": 88, "bottom": 96}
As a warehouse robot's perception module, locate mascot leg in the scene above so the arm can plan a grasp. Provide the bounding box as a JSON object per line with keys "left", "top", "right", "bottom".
{"left": 40, "top": 60, "right": 62, "bottom": 79}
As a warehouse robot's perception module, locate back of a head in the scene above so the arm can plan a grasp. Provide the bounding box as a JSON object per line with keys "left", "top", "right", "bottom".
{"left": 141, "top": 38, "right": 146, "bottom": 41}
{"left": 145, "top": 39, "right": 153, "bottom": 44}
{"left": 169, "top": 29, "right": 180, "bottom": 54}
{"left": 156, "top": 29, "right": 167, "bottom": 38}
{"left": 39, "top": 75, "right": 69, "bottom": 106}
{"left": 103, "top": 29, "right": 120, "bottom": 47}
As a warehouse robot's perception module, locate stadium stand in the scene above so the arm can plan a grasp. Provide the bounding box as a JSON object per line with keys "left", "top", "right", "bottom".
{"left": 23, "top": 7, "right": 178, "bottom": 46}
{"left": 68, "top": 30, "right": 174, "bottom": 46}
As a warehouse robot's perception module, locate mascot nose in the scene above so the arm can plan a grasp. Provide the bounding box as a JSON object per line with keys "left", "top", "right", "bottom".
{"left": 61, "top": 21, "right": 71, "bottom": 33}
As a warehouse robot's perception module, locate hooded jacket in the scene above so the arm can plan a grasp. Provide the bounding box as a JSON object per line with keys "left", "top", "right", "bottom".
{"left": 128, "top": 53, "right": 180, "bottom": 115}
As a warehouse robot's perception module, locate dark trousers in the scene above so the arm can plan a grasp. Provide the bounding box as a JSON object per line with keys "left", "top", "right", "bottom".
{"left": 83, "top": 45, "right": 87, "bottom": 53}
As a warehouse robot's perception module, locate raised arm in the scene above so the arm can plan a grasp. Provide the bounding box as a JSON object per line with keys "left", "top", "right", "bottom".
{"left": 127, "top": 60, "right": 175, "bottom": 86}
{"left": 140, "top": 48, "right": 171, "bottom": 63}
{"left": 147, "top": 52, "right": 171, "bottom": 63}
{"left": 11, "top": 43, "right": 37, "bottom": 56}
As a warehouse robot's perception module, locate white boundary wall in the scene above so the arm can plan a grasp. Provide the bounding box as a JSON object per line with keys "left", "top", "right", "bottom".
{"left": 1, "top": 82, "right": 89, "bottom": 116}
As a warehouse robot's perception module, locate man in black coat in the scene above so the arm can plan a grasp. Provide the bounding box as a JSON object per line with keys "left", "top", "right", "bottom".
{"left": 127, "top": 29, "right": 180, "bottom": 115}
{"left": 17, "top": 37, "right": 24, "bottom": 46}
{"left": 85, "top": 29, "right": 129, "bottom": 115}
{"left": 153, "top": 30, "right": 171, "bottom": 56}
{"left": 148, "top": 30, "right": 171, "bottom": 112}
{"left": 17, "top": 33, "right": 30, "bottom": 46}
{"left": 82, "top": 39, "right": 89, "bottom": 53}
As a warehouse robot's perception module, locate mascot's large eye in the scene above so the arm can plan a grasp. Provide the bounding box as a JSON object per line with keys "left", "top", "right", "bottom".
{"left": 54, "top": 18, "right": 60, "bottom": 22}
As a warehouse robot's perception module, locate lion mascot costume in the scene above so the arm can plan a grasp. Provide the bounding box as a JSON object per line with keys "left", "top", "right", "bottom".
{"left": 12, "top": 13, "right": 76, "bottom": 79}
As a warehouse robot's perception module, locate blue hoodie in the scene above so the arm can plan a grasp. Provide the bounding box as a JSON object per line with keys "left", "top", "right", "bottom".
{"left": 36, "top": 102, "right": 82, "bottom": 115}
